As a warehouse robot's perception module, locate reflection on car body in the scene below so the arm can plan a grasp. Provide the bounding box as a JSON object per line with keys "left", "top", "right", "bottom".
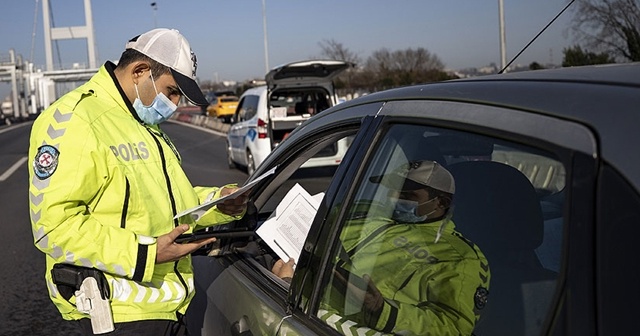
{"left": 187, "top": 63, "right": 640, "bottom": 336}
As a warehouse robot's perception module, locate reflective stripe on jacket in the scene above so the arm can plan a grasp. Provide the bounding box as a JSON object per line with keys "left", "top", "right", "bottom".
{"left": 28, "top": 62, "right": 237, "bottom": 322}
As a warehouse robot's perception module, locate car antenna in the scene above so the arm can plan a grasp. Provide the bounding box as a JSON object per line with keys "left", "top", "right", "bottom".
{"left": 499, "top": 0, "right": 575, "bottom": 74}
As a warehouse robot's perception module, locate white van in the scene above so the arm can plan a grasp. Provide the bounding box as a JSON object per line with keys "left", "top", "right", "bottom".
{"left": 226, "top": 60, "right": 353, "bottom": 174}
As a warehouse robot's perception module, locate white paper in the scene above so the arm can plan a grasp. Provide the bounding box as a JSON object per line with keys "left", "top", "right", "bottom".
{"left": 269, "top": 107, "right": 288, "bottom": 118}
{"left": 174, "top": 166, "right": 277, "bottom": 221}
{"left": 256, "top": 183, "right": 323, "bottom": 263}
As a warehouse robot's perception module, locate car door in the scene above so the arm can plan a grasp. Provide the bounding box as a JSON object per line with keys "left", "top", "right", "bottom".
{"left": 282, "top": 99, "right": 597, "bottom": 335}
{"left": 187, "top": 103, "right": 381, "bottom": 336}
{"left": 193, "top": 96, "right": 597, "bottom": 336}
{"left": 228, "top": 94, "right": 260, "bottom": 165}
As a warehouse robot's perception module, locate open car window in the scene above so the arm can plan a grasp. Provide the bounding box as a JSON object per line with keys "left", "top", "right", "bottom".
{"left": 218, "top": 126, "right": 359, "bottom": 285}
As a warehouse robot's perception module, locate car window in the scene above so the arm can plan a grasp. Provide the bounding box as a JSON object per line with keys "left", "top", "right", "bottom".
{"left": 270, "top": 88, "right": 332, "bottom": 115}
{"left": 232, "top": 127, "right": 359, "bottom": 290}
{"left": 259, "top": 133, "right": 355, "bottom": 217}
{"left": 220, "top": 97, "right": 239, "bottom": 103}
{"left": 236, "top": 95, "right": 259, "bottom": 122}
{"left": 315, "top": 123, "right": 565, "bottom": 335}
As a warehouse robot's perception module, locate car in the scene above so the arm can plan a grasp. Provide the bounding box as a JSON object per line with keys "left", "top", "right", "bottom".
{"left": 207, "top": 95, "right": 239, "bottom": 123}
{"left": 226, "top": 60, "right": 354, "bottom": 175}
{"left": 186, "top": 63, "right": 640, "bottom": 336}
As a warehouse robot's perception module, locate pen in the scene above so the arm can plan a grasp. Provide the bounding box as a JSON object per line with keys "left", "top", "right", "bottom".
{"left": 273, "top": 240, "right": 291, "bottom": 260}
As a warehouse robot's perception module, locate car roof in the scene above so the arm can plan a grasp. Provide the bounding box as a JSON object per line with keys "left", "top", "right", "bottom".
{"left": 326, "top": 63, "right": 640, "bottom": 190}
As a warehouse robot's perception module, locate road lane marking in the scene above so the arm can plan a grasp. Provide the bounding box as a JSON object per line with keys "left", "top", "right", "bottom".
{"left": 167, "top": 119, "right": 226, "bottom": 137}
{"left": 0, "top": 121, "right": 32, "bottom": 135}
{"left": 0, "top": 156, "right": 28, "bottom": 182}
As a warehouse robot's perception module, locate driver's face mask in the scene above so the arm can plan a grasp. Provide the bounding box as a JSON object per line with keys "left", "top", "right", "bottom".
{"left": 392, "top": 197, "right": 437, "bottom": 223}
{"left": 132, "top": 71, "right": 178, "bottom": 125}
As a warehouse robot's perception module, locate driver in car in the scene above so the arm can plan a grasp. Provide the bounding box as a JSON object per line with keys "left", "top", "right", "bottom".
{"left": 274, "top": 160, "right": 491, "bottom": 335}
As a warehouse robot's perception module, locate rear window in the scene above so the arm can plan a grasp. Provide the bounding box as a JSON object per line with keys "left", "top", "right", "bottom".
{"left": 270, "top": 88, "right": 332, "bottom": 115}
{"left": 220, "top": 97, "right": 239, "bottom": 103}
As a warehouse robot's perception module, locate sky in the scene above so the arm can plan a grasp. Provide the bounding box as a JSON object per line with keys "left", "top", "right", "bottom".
{"left": 1, "top": 0, "right": 577, "bottom": 99}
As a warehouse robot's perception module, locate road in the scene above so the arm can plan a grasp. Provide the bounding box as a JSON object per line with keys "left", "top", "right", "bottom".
{"left": 0, "top": 120, "right": 247, "bottom": 335}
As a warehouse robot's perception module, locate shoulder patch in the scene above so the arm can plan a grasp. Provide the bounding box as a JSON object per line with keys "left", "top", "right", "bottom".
{"left": 474, "top": 286, "right": 489, "bottom": 310}
{"left": 34, "top": 145, "right": 60, "bottom": 180}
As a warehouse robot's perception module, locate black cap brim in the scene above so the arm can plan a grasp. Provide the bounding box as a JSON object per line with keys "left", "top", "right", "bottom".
{"left": 369, "top": 174, "right": 427, "bottom": 191}
{"left": 171, "top": 69, "right": 208, "bottom": 106}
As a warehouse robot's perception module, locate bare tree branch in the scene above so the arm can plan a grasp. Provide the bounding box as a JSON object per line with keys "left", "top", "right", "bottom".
{"left": 571, "top": 0, "right": 640, "bottom": 61}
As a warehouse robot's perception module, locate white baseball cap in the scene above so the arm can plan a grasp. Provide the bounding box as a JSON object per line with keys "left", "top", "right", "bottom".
{"left": 370, "top": 160, "right": 455, "bottom": 194}
{"left": 126, "top": 28, "right": 208, "bottom": 106}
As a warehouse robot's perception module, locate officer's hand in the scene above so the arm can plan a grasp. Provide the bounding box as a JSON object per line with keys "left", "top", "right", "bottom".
{"left": 272, "top": 258, "right": 295, "bottom": 279}
{"left": 359, "top": 274, "right": 384, "bottom": 313}
{"left": 156, "top": 224, "right": 216, "bottom": 264}
{"left": 216, "top": 186, "right": 249, "bottom": 216}
{"left": 335, "top": 271, "right": 384, "bottom": 315}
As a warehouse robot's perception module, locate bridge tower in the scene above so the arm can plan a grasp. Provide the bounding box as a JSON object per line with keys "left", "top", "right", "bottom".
{"left": 42, "top": 0, "right": 97, "bottom": 71}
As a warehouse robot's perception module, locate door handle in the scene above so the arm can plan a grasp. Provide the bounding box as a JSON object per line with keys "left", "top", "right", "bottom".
{"left": 230, "top": 315, "right": 253, "bottom": 336}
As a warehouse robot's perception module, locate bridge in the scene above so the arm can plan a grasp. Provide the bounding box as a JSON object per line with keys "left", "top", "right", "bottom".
{"left": 1, "top": 49, "right": 97, "bottom": 122}
{"left": 1, "top": 0, "right": 98, "bottom": 123}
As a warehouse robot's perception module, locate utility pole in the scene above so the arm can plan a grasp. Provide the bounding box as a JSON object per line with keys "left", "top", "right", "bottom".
{"left": 262, "top": 0, "right": 270, "bottom": 73}
{"left": 498, "top": 0, "right": 507, "bottom": 72}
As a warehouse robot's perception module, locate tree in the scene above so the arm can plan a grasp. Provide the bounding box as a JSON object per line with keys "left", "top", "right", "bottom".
{"left": 571, "top": 0, "right": 640, "bottom": 62}
{"left": 318, "top": 39, "right": 361, "bottom": 92}
{"left": 529, "top": 62, "right": 545, "bottom": 70}
{"left": 562, "top": 45, "right": 616, "bottom": 66}
{"left": 318, "top": 39, "right": 361, "bottom": 64}
{"left": 362, "top": 47, "right": 451, "bottom": 90}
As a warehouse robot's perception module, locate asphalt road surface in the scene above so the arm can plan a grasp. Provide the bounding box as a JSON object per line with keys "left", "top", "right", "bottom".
{"left": 0, "top": 120, "right": 247, "bottom": 336}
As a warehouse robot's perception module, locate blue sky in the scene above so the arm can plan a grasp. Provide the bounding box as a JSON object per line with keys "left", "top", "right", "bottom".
{"left": 1, "top": 0, "right": 576, "bottom": 97}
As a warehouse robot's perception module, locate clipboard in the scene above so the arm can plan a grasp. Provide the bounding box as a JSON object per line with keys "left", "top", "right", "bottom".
{"left": 174, "top": 166, "right": 276, "bottom": 221}
{"left": 175, "top": 227, "right": 255, "bottom": 243}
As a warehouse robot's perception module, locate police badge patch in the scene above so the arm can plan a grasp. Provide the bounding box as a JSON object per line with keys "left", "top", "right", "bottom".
{"left": 34, "top": 145, "right": 60, "bottom": 180}
{"left": 474, "top": 287, "right": 489, "bottom": 310}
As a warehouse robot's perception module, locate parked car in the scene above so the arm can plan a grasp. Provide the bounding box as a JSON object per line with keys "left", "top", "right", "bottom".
{"left": 226, "top": 60, "right": 354, "bottom": 174}
{"left": 187, "top": 63, "right": 640, "bottom": 336}
{"left": 207, "top": 95, "right": 239, "bottom": 123}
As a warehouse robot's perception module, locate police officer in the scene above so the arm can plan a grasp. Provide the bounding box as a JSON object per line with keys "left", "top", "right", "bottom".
{"left": 28, "top": 28, "right": 246, "bottom": 335}
{"left": 276, "top": 161, "right": 491, "bottom": 335}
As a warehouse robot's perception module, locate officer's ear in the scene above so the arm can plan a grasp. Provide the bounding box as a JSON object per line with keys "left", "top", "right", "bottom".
{"left": 131, "top": 62, "right": 151, "bottom": 84}
{"left": 438, "top": 195, "right": 452, "bottom": 209}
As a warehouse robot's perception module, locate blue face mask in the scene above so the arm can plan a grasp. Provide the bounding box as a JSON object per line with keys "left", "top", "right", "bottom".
{"left": 392, "top": 198, "right": 437, "bottom": 223}
{"left": 132, "top": 73, "right": 177, "bottom": 125}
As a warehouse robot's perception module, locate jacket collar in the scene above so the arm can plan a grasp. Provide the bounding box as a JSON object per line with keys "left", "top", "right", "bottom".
{"left": 94, "top": 61, "right": 144, "bottom": 124}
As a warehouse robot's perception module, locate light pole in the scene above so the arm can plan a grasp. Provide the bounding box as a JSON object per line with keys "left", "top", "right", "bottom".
{"left": 262, "top": 0, "right": 269, "bottom": 73}
{"left": 498, "top": 0, "right": 507, "bottom": 72}
{"left": 151, "top": 2, "right": 157, "bottom": 28}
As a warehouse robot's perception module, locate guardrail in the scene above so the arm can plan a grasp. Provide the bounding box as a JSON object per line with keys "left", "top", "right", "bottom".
{"left": 171, "top": 108, "right": 230, "bottom": 134}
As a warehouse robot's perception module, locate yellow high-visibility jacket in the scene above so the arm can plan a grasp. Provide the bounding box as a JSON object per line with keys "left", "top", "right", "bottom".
{"left": 28, "top": 62, "right": 237, "bottom": 323}
{"left": 319, "top": 216, "right": 490, "bottom": 335}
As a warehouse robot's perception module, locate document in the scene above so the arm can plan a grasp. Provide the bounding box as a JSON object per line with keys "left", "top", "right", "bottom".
{"left": 174, "top": 166, "right": 277, "bottom": 221}
{"left": 256, "top": 183, "right": 324, "bottom": 263}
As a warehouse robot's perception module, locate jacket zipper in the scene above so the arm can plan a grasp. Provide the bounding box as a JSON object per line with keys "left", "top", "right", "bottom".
{"left": 120, "top": 178, "right": 130, "bottom": 228}
{"left": 145, "top": 127, "right": 190, "bottom": 303}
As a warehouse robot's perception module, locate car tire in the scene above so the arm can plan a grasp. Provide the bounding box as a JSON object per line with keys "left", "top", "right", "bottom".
{"left": 246, "top": 150, "right": 256, "bottom": 176}
{"left": 226, "top": 142, "right": 236, "bottom": 169}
